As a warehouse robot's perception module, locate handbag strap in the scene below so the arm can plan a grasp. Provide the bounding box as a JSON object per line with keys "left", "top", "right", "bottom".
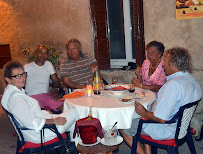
{"left": 40, "top": 124, "right": 74, "bottom": 154}
{"left": 45, "top": 124, "right": 73, "bottom": 153}
{"left": 48, "top": 126, "right": 70, "bottom": 152}
{"left": 40, "top": 128, "right": 45, "bottom": 151}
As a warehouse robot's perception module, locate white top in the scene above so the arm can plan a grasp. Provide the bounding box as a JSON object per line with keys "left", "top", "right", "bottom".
{"left": 24, "top": 61, "right": 56, "bottom": 95}
{"left": 1, "top": 84, "right": 78, "bottom": 143}
{"left": 64, "top": 88, "right": 156, "bottom": 129}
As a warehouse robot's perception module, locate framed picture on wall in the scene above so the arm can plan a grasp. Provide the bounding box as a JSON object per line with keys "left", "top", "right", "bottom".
{"left": 176, "top": 0, "right": 203, "bottom": 20}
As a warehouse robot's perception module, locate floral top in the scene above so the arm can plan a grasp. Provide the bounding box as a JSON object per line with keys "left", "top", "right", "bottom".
{"left": 142, "top": 59, "right": 166, "bottom": 86}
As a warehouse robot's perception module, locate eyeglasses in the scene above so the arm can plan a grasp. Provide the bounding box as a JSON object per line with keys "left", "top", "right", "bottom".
{"left": 11, "top": 72, "right": 27, "bottom": 79}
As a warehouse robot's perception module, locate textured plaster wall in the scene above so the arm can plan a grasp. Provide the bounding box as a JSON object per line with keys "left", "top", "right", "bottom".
{"left": 0, "top": 0, "right": 92, "bottom": 56}
{"left": 0, "top": 0, "right": 92, "bottom": 93}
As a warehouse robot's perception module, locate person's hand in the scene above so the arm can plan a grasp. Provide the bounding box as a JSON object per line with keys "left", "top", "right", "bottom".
{"left": 55, "top": 117, "right": 67, "bottom": 125}
{"left": 51, "top": 89, "right": 61, "bottom": 100}
{"left": 47, "top": 110, "right": 53, "bottom": 115}
{"left": 80, "top": 85, "right": 85, "bottom": 89}
{"left": 134, "top": 101, "right": 147, "bottom": 117}
{"left": 131, "top": 78, "right": 141, "bottom": 87}
{"left": 135, "top": 66, "right": 141, "bottom": 77}
{"left": 140, "top": 117, "right": 149, "bottom": 121}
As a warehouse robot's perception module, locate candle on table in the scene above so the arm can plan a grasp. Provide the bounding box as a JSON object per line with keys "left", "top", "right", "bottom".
{"left": 86, "top": 84, "right": 93, "bottom": 97}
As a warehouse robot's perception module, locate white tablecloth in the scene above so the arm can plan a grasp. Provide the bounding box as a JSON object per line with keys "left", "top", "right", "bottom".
{"left": 65, "top": 88, "right": 156, "bottom": 129}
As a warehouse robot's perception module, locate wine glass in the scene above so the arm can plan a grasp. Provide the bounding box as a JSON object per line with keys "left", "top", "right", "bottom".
{"left": 85, "top": 78, "right": 89, "bottom": 85}
{"left": 112, "top": 77, "right": 118, "bottom": 84}
{"left": 129, "top": 85, "right": 135, "bottom": 98}
{"left": 100, "top": 80, "right": 105, "bottom": 97}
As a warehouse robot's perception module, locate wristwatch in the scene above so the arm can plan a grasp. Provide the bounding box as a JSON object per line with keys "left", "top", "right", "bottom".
{"left": 54, "top": 88, "right": 60, "bottom": 91}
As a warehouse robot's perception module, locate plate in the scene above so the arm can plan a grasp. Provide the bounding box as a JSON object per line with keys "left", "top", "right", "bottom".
{"left": 104, "top": 84, "right": 130, "bottom": 90}
{"left": 73, "top": 89, "right": 85, "bottom": 92}
{"left": 109, "top": 90, "right": 127, "bottom": 95}
{"left": 101, "top": 136, "right": 123, "bottom": 146}
{"left": 120, "top": 97, "right": 143, "bottom": 104}
{"left": 104, "top": 84, "right": 130, "bottom": 95}
{"left": 120, "top": 98, "right": 134, "bottom": 104}
{"left": 78, "top": 137, "right": 101, "bottom": 146}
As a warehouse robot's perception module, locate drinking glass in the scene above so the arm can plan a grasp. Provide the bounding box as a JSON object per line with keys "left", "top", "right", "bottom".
{"left": 85, "top": 78, "right": 89, "bottom": 85}
{"left": 100, "top": 80, "right": 104, "bottom": 97}
{"left": 129, "top": 85, "right": 135, "bottom": 98}
{"left": 100, "top": 80, "right": 104, "bottom": 90}
{"left": 112, "top": 77, "right": 118, "bottom": 84}
{"left": 103, "top": 125, "right": 118, "bottom": 144}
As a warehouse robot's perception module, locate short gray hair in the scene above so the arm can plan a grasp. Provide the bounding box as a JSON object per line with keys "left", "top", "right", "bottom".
{"left": 165, "top": 47, "right": 192, "bottom": 73}
{"left": 65, "top": 39, "right": 81, "bottom": 50}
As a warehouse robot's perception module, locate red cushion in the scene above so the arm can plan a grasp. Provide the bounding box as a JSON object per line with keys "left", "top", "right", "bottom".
{"left": 140, "top": 134, "right": 177, "bottom": 147}
{"left": 19, "top": 133, "right": 67, "bottom": 153}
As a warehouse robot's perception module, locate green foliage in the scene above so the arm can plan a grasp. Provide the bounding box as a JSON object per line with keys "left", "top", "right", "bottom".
{"left": 21, "top": 46, "right": 63, "bottom": 66}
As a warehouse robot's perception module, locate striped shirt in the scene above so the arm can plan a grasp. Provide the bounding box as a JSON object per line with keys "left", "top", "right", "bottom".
{"left": 60, "top": 53, "right": 97, "bottom": 86}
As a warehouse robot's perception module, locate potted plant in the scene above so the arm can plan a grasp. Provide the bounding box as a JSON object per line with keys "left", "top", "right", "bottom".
{"left": 21, "top": 46, "right": 63, "bottom": 67}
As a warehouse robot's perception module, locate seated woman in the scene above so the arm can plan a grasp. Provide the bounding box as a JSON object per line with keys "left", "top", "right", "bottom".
{"left": 1, "top": 61, "right": 78, "bottom": 144}
{"left": 132, "top": 41, "right": 166, "bottom": 93}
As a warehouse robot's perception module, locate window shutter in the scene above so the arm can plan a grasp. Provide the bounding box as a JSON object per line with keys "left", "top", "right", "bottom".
{"left": 130, "top": 0, "right": 145, "bottom": 66}
{"left": 89, "top": 0, "right": 110, "bottom": 70}
{"left": 90, "top": 0, "right": 145, "bottom": 69}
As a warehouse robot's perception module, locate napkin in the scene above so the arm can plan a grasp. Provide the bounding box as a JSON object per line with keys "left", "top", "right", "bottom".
{"left": 60, "top": 91, "right": 85, "bottom": 100}
{"left": 111, "top": 86, "right": 126, "bottom": 90}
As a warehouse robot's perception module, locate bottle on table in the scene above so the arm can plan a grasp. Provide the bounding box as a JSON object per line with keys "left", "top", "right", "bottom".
{"left": 88, "top": 106, "right": 92, "bottom": 119}
{"left": 93, "top": 66, "right": 101, "bottom": 95}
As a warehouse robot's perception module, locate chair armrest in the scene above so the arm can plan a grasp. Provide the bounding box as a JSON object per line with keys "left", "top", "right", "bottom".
{"left": 136, "top": 119, "right": 178, "bottom": 137}
{"left": 136, "top": 119, "right": 177, "bottom": 139}
{"left": 139, "top": 119, "right": 177, "bottom": 125}
{"left": 43, "top": 124, "right": 70, "bottom": 141}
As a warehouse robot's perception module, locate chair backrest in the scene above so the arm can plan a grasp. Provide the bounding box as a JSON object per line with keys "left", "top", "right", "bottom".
{"left": 173, "top": 99, "right": 201, "bottom": 140}
{"left": 2, "top": 106, "right": 28, "bottom": 144}
{"left": 2, "top": 106, "right": 73, "bottom": 154}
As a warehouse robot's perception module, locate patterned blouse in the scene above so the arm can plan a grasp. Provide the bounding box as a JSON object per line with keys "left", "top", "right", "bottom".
{"left": 142, "top": 59, "right": 166, "bottom": 86}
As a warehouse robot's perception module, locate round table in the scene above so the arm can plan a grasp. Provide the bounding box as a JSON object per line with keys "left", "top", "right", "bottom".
{"left": 64, "top": 87, "right": 156, "bottom": 129}
{"left": 77, "top": 143, "right": 119, "bottom": 154}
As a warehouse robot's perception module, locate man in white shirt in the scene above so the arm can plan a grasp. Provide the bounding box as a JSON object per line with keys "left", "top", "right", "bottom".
{"left": 24, "top": 45, "right": 64, "bottom": 111}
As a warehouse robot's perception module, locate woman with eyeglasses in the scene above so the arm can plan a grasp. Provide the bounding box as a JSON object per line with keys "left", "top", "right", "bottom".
{"left": 1, "top": 61, "right": 78, "bottom": 144}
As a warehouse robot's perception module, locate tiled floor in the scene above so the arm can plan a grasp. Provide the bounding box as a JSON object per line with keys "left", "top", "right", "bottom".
{"left": 0, "top": 103, "right": 202, "bottom": 154}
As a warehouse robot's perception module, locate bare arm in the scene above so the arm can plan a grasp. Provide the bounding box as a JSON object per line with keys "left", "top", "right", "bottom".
{"left": 134, "top": 101, "right": 166, "bottom": 123}
{"left": 90, "top": 64, "right": 103, "bottom": 80}
{"left": 62, "top": 76, "right": 85, "bottom": 89}
{"left": 50, "top": 73, "right": 61, "bottom": 89}
{"left": 134, "top": 66, "right": 142, "bottom": 83}
{"left": 131, "top": 78, "right": 162, "bottom": 92}
{"left": 50, "top": 73, "right": 61, "bottom": 100}
{"left": 46, "top": 117, "right": 67, "bottom": 125}
{"left": 140, "top": 84, "right": 162, "bottom": 92}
